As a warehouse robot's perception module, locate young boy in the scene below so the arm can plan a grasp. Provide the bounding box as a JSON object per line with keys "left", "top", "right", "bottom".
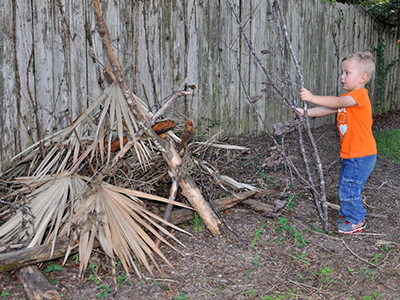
{"left": 297, "top": 52, "right": 377, "bottom": 234}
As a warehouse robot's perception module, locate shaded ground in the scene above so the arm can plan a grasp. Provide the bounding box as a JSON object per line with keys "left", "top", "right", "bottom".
{"left": 1, "top": 110, "right": 400, "bottom": 300}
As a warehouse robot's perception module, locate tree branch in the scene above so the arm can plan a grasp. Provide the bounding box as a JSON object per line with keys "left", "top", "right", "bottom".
{"left": 91, "top": 0, "right": 221, "bottom": 235}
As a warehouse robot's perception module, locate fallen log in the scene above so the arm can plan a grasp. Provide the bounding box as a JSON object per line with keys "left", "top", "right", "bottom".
{"left": 0, "top": 190, "right": 259, "bottom": 273}
{"left": 17, "top": 266, "right": 61, "bottom": 300}
{"left": 170, "top": 190, "right": 257, "bottom": 224}
{"left": 242, "top": 199, "right": 275, "bottom": 213}
{"left": 0, "top": 237, "right": 80, "bottom": 273}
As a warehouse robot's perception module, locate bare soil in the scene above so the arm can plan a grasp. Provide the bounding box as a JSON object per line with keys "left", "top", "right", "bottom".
{"left": 1, "top": 110, "right": 400, "bottom": 300}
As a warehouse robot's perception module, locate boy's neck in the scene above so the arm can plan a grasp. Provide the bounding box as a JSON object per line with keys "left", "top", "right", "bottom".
{"left": 346, "top": 84, "right": 366, "bottom": 92}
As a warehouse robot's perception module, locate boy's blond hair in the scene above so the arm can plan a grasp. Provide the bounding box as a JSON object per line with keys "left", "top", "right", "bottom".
{"left": 342, "top": 52, "right": 375, "bottom": 82}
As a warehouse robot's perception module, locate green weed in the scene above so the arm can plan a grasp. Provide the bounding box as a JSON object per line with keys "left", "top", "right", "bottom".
{"left": 88, "top": 274, "right": 100, "bottom": 284}
{"left": 88, "top": 263, "right": 97, "bottom": 273}
{"left": 96, "top": 284, "right": 112, "bottom": 298}
{"left": 291, "top": 251, "right": 308, "bottom": 265}
{"left": 252, "top": 223, "right": 266, "bottom": 247}
{"left": 312, "top": 225, "right": 324, "bottom": 233}
{"left": 255, "top": 170, "right": 276, "bottom": 188}
{"left": 200, "top": 116, "right": 220, "bottom": 133}
{"left": 320, "top": 267, "right": 334, "bottom": 282}
{"left": 73, "top": 253, "right": 79, "bottom": 263}
{"left": 172, "top": 291, "right": 191, "bottom": 300}
{"left": 371, "top": 253, "right": 383, "bottom": 264}
{"left": 245, "top": 288, "right": 257, "bottom": 298}
{"left": 313, "top": 267, "right": 335, "bottom": 283}
{"left": 362, "top": 290, "right": 381, "bottom": 300}
{"left": 272, "top": 217, "right": 308, "bottom": 247}
{"left": 347, "top": 266, "right": 354, "bottom": 275}
{"left": 44, "top": 264, "right": 63, "bottom": 273}
{"left": 87, "top": 263, "right": 100, "bottom": 284}
{"left": 262, "top": 289, "right": 297, "bottom": 299}
{"left": 286, "top": 195, "right": 299, "bottom": 211}
{"left": 191, "top": 213, "right": 205, "bottom": 233}
{"left": 256, "top": 170, "right": 275, "bottom": 183}
{"left": 1, "top": 290, "right": 10, "bottom": 299}
{"left": 250, "top": 255, "right": 263, "bottom": 267}
{"left": 117, "top": 274, "right": 131, "bottom": 287}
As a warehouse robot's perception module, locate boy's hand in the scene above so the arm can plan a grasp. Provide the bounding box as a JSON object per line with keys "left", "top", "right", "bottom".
{"left": 293, "top": 107, "right": 304, "bottom": 119}
{"left": 300, "top": 88, "right": 314, "bottom": 103}
{"left": 295, "top": 108, "right": 304, "bottom": 116}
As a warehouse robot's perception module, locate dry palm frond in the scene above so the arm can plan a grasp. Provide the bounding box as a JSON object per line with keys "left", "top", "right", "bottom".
{"left": 4, "top": 83, "right": 153, "bottom": 180}
{"left": 0, "top": 173, "right": 191, "bottom": 278}
{"left": 0, "top": 172, "right": 87, "bottom": 252}
{"left": 58, "top": 179, "right": 190, "bottom": 278}
{"left": 90, "top": 84, "right": 154, "bottom": 169}
{"left": 0, "top": 80, "right": 192, "bottom": 277}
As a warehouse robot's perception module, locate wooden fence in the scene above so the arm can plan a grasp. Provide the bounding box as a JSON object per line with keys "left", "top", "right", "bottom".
{"left": 0, "top": 0, "right": 399, "bottom": 167}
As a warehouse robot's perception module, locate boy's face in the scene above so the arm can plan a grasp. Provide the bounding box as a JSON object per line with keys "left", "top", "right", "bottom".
{"left": 340, "top": 59, "right": 367, "bottom": 92}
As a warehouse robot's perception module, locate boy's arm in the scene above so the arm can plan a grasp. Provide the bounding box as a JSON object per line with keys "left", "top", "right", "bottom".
{"left": 300, "top": 88, "right": 357, "bottom": 108}
{"left": 296, "top": 106, "right": 337, "bottom": 117}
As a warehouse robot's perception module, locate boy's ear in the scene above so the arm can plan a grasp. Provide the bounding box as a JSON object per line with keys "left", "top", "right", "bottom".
{"left": 360, "top": 72, "right": 368, "bottom": 83}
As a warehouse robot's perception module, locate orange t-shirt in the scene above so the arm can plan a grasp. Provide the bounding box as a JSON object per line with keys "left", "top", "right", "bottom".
{"left": 336, "top": 88, "right": 377, "bottom": 159}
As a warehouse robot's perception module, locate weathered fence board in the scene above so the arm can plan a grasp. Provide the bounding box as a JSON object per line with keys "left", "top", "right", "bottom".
{"left": 1, "top": 0, "right": 18, "bottom": 164}
{"left": 68, "top": 0, "right": 88, "bottom": 121}
{"left": 0, "top": 0, "right": 399, "bottom": 168}
{"left": 16, "top": 0, "right": 36, "bottom": 148}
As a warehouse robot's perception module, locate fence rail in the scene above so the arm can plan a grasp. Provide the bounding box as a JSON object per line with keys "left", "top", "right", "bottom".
{"left": 0, "top": 0, "right": 399, "bottom": 167}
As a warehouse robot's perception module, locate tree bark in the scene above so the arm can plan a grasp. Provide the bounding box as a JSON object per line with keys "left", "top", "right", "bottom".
{"left": 162, "top": 139, "right": 221, "bottom": 235}
{"left": 0, "top": 237, "right": 79, "bottom": 273}
{"left": 91, "top": 0, "right": 221, "bottom": 235}
{"left": 17, "top": 266, "right": 61, "bottom": 300}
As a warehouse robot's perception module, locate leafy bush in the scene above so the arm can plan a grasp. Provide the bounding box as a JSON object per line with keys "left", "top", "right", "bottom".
{"left": 325, "top": 0, "right": 400, "bottom": 29}
{"left": 374, "top": 129, "right": 400, "bottom": 163}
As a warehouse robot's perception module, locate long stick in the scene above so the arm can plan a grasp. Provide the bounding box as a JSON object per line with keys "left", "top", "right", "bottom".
{"left": 272, "top": 0, "right": 328, "bottom": 231}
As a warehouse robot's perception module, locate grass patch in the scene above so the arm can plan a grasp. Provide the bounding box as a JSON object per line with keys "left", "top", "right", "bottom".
{"left": 374, "top": 129, "right": 400, "bottom": 163}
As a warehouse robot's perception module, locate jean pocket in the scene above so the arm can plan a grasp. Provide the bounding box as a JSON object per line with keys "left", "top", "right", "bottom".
{"left": 339, "top": 177, "right": 362, "bottom": 201}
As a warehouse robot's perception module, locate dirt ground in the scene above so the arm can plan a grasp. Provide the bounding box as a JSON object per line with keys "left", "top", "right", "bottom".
{"left": 1, "top": 110, "right": 400, "bottom": 300}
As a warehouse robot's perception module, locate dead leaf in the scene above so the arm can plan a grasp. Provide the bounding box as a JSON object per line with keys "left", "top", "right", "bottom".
{"left": 273, "top": 120, "right": 300, "bottom": 136}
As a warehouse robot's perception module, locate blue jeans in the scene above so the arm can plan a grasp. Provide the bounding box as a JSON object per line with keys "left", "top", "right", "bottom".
{"left": 338, "top": 154, "right": 377, "bottom": 224}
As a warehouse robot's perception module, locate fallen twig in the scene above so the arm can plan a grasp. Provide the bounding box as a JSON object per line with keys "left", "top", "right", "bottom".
{"left": 342, "top": 239, "right": 379, "bottom": 268}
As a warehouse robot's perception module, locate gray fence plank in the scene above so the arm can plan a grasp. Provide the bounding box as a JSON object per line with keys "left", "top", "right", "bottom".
{"left": 0, "top": 0, "right": 399, "bottom": 167}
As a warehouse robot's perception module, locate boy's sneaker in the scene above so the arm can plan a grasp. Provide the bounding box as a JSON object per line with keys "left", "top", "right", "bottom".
{"left": 337, "top": 219, "right": 366, "bottom": 234}
{"left": 335, "top": 215, "right": 345, "bottom": 225}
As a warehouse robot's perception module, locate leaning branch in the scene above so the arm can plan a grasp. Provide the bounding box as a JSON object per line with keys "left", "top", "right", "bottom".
{"left": 271, "top": 0, "right": 328, "bottom": 231}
